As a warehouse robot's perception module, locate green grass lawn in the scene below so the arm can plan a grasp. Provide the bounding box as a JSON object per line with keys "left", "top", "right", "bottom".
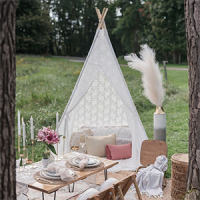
{"left": 16, "top": 55, "right": 189, "bottom": 177}
{"left": 118, "top": 58, "right": 188, "bottom": 68}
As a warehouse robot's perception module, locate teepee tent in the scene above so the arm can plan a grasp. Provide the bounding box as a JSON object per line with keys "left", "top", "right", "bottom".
{"left": 57, "top": 8, "right": 148, "bottom": 168}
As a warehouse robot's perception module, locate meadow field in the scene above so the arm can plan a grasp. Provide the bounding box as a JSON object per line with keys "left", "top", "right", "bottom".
{"left": 15, "top": 55, "right": 189, "bottom": 177}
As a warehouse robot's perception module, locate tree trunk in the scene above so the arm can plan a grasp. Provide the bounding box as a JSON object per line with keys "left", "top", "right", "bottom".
{"left": 179, "top": 52, "right": 181, "bottom": 64}
{"left": 185, "top": 0, "right": 200, "bottom": 199}
{"left": 172, "top": 51, "right": 176, "bottom": 64}
{"left": 164, "top": 52, "right": 168, "bottom": 61}
{"left": 0, "top": 1, "right": 16, "bottom": 199}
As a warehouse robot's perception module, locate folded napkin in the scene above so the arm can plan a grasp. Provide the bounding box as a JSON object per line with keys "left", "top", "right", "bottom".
{"left": 76, "top": 155, "right": 89, "bottom": 169}
{"left": 47, "top": 163, "right": 74, "bottom": 182}
{"left": 57, "top": 168, "right": 74, "bottom": 182}
{"left": 47, "top": 163, "right": 59, "bottom": 173}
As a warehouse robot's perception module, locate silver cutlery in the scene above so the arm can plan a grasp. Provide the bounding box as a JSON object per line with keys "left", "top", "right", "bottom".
{"left": 36, "top": 177, "right": 53, "bottom": 184}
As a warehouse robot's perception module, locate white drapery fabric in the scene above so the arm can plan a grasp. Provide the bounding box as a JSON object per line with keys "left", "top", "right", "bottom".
{"left": 57, "top": 28, "right": 148, "bottom": 168}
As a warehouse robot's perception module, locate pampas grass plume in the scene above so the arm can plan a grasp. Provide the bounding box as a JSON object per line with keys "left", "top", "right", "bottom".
{"left": 124, "top": 44, "right": 165, "bottom": 106}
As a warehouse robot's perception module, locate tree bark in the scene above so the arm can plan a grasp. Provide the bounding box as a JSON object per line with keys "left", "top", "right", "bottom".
{"left": 185, "top": 0, "right": 200, "bottom": 199}
{"left": 0, "top": 1, "right": 16, "bottom": 199}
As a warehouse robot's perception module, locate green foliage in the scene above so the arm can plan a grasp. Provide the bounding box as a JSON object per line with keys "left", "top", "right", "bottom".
{"left": 16, "top": 0, "right": 53, "bottom": 54}
{"left": 113, "top": 0, "right": 144, "bottom": 53}
{"left": 42, "top": 149, "right": 50, "bottom": 159}
{"left": 140, "top": 0, "right": 186, "bottom": 63}
{"left": 15, "top": 0, "right": 187, "bottom": 61}
{"left": 50, "top": 0, "right": 121, "bottom": 56}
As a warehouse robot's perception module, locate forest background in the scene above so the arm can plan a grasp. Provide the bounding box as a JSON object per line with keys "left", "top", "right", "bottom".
{"left": 16, "top": 0, "right": 186, "bottom": 64}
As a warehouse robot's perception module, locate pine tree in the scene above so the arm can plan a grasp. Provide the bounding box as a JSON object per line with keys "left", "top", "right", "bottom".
{"left": 143, "top": 0, "right": 186, "bottom": 63}
{"left": 16, "top": 0, "right": 53, "bottom": 54}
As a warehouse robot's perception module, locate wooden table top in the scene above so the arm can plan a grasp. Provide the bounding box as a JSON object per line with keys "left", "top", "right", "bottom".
{"left": 28, "top": 156, "right": 118, "bottom": 194}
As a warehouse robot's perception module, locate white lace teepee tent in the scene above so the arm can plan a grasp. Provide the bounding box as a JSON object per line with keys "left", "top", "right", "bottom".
{"left": 57, "top": 8, "right": 148, "bottom": 168}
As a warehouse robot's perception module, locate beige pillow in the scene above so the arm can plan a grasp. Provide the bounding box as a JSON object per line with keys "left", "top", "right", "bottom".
{"left": 70, "top": 129, "right": 93, "bottom": 153}
{"left": 86, "top": 133, "right": 116, "bottom": 157}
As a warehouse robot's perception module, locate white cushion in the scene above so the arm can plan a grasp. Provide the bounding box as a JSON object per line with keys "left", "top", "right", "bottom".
{"left": 77, "top": 188, "right": 99, "bottom": 200}
{"left": 86, "top": 133, "right": 116, "bottom": 157}
{"left": 98, "top": 178, "right": 118, "bottom": 192}
{"left": 80, "top": 126, "right": 132, "bottom": 141}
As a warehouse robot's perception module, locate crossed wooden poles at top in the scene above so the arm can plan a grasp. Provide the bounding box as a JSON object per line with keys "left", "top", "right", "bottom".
{"left": 95, "top": 7, "right": 108, "bottom": 29}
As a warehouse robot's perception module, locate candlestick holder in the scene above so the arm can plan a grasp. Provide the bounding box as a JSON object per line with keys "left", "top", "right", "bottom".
{"left": 23, "top": 147, "right": 31, "bottom": 174}
{"left": 17, "top": 135, "right": 22, "bottom": 172}
{"left": 55, "top": 143, "right": 61, "bottom": 161}
{"left": 19, "top": 154, "right": 24, "bottom": 172}
{"left": 18, "top": 135, "right": 21, "bottom": 154}
{"left": 31, "top": 140, "right": 37, "bottom": 169}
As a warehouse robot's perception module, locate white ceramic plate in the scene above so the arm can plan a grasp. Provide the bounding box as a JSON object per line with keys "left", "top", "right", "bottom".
{"left": 43, "top": 169, "right": 76, "bottom": 179}
{"left": 46, "top": 171, "right": 60, "bottom": 177}
{"left": 75, "top": 158, "right": 97, "bottom": 165}
{"left": 40, "top": 171, "right": 61, "bottom": 180}
{"left": 70, "top": 158, "right": 101, "bottom": 168}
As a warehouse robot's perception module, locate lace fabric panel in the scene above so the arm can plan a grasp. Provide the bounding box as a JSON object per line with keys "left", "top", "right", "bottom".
{"left": 73, "top": 70, "right": 128, "bottom": 131}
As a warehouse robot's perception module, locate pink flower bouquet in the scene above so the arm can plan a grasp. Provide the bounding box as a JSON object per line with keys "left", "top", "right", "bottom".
{"left": 36, "top": 127, "right": 61, "bottom": 155}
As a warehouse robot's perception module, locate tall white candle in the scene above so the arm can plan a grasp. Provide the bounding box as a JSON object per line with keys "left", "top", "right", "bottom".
{"left": 63, "top": 116, "right": 67, "bottom": 137}
{"left": 30, "top": 116, "right": 34, "bottom": 140}
{"left": 56, "top": 112, "right": 59, "bottom": 129}
{"left": 23, "top": 122, "right": 26, "bottom": 147}
{"left": 18, "top": 110, "right": 21, "bottom": 136}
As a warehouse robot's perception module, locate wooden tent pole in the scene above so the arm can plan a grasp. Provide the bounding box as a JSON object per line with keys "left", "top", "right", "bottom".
{"left": 95, "top": 7, "right": 100, "bottom": 18}
{"left": 100, "top": 8, "right": 106, "bottom": 18}
{"left": 97, "top": 8, "right": 104, "bottom": 29}
{"left": 95, "top": 7, "right": 108, "bottom": 29}
{"left": 102, "top": 8, "right": 108, "bottom": 21}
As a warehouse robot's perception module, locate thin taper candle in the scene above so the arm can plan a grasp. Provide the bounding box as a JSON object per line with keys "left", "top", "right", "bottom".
{"left": 30, "top": 116, "right": 34, "bottom": 140}
{"left": 56, "top": 112, "right": 59, "bottom": 129}
{"left": 56, "top": 112, "right": 60, "bottom": 160}
{"left": 23, "top": 122, "right": 25, "bottom": 147}
{"left": 18, "top": 110, "right": 21, "bottom": 136}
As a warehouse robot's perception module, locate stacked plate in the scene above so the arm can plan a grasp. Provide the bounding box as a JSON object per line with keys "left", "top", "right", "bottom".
{"left": 40, "top": 171, "right": 61, "bottom": 180}
{"left": 69, "top": 157, "right": 101, "bottom": 168}
{"left": 39, "top": 169, "right": 76, "bottom": 180}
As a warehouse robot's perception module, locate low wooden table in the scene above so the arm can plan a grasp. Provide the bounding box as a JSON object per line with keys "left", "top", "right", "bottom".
{"left": 28, "top": 157, "right": 118, "bottom": 200}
